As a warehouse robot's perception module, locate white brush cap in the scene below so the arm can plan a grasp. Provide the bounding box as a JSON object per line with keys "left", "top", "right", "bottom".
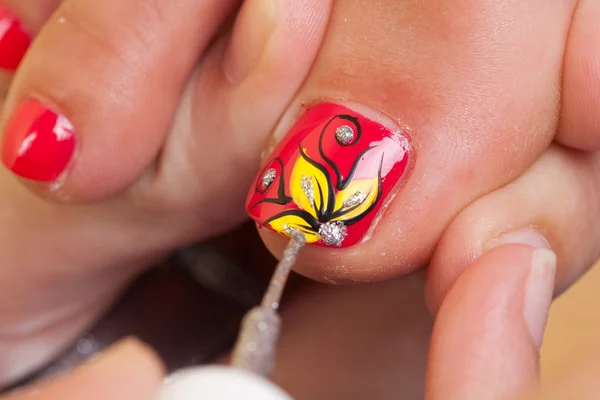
{"left": 158, "top": 366, "right": 293, "bottom": 400}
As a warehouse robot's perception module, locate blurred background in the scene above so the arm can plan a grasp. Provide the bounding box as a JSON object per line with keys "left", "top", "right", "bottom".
{"left": 542, "top": 259, "right": 600, "bottom": 382}
{"left": 3, "top": 222, "right": 597, "bottom": 398}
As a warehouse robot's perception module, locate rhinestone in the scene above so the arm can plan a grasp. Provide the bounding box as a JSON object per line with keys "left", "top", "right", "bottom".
{"left": 300, "top": 175, "right": 315, "bottom": 203}
{"left": 343, "top": 191, "right": 367, "bottom": 208}
{"left": 318, "top": 221, "right": 348, "bottom": 247}
{"left": 335, "top": 125, "right": 355, "bottom": 145}
{"left": 261, "top": 168, "right": 277, "bottom": 190}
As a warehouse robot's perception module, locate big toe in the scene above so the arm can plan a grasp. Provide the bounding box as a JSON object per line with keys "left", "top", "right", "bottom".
{"left": 246, "top": 0, "right": 574, "bottom": 282}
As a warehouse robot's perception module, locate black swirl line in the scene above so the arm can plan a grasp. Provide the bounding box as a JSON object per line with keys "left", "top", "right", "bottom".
{"left": 250, "top": 158, "right": 292, "bottom": 210}
{"left": 339, "top": 146, "right": 375, "bottom": 189}
{"left": 255, "top": 158, "right": 282, "bottom": 194}
{"left": 254, "top": 117, "right": 385, "bottom": 230}
{"left": 298, "top": 142, "right": 336, "bottom": 220}
{"left": 315, "top": 177, "right": 325, "bottom": 216}
{"left": 250, "top": 197, "right": 291, "bottom": 209}
{"left": 264, "top": 209, "right": 320, "bottom": 232}
{"left": 318, "top": 114, "right": 372, "bottom": 191}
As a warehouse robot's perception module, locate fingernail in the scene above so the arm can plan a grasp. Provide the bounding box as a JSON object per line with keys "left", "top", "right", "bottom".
{"left": 222, "top": 0, "right": 277, "bottom": 84}
{"left": 246, "top": 102, "right": 413, "bottom": 248}
{"left": 1, "top": 98, "right": 76, "bottom": 182}
{"left": 487, "top": 228, "right": 551, "bottom": 251}
{"left": 524, "top": 248, "right": 556, "bottom": 349}
{"left": 0, "top": 5, "right": 31, "bottom": 71}
{"left": 159, "top": 366, "right": 292, "bottom": 400}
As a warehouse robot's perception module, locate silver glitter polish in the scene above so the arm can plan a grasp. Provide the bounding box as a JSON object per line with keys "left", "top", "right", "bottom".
{"left": 282, "top": 224, "right": 299, "bottom": 237}
{"left": 300, "top": 175, "right": 315, "bottom": 203}
{"left": 318, "top": 221, "right": 348, "bottom": 247}
{"left": 261, "top": 168, "right": 277, "bottom": 190}
{"left": 335, "top": 125, "right": 355, "bottom": 145}
{"left": 343, "top": 191, "right": 367, "bottom": 208}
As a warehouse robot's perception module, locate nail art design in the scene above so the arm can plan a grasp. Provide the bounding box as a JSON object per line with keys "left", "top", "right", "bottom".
{"left": 0, "top": 5, "right": 31, "bottom": 71}
{"left": 1, "top": 99, "right": 76, "bottom": 182}
{"left": 246, "top": 103, "right": 412, "bottom": 248}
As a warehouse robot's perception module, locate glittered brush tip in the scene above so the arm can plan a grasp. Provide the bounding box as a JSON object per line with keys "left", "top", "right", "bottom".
{"left": 261, "top": 231, "right": 306, "bottom": 311}
{"left": 230, "top": 231, "right": 306, "bottom": 377}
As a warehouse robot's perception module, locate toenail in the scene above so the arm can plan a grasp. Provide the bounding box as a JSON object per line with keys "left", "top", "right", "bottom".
{"left": 245, "top": 102, "right": 413, "bottom": 248}
{"left": 0, "top": 5, "right": 31, "bottom": 71}
{"left": 1, "top": 98, "right": 76, "bottom": 182}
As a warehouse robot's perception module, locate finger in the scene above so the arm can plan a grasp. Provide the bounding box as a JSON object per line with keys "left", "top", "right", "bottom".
{"left": 556, "top": 0, "right": 600, "bottom": 151}
{"left": 425, "top": 146, "right": 600, "bottom": 313}
{"left": 243, "top": 0, "right": 575, "bottom": 282}
{"left": 2, "top": 338, "right": 164, "bottom": 400}
{"left": 425, "top": 245, "right": 556, "bottom": 400}
{"left": 0, "top": 0, "right": 238, "bottom": 200}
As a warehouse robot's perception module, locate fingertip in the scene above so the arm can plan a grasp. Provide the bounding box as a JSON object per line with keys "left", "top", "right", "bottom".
{"left": 426, "top": 244, "right": 553, "bottom": 400}
{"left": 425, "top": 215, "right": 553, "bottom": 315}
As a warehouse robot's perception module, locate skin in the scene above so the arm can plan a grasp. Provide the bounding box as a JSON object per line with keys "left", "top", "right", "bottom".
{"left": 0, "top": 338, "right": 166, "bottom": 400}
{"left": 3, "top": 245, "right": 600, "bottom": 399}
{"left": 0, "top": 0, "right": 599, "bottom": 392}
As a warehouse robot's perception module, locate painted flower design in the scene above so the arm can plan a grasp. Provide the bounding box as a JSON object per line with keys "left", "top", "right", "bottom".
{"left": 246, "top": 103, "right": 411, "bottom": 248}
{"left": 264, "top": 142, "right": 384, "bottom": 246}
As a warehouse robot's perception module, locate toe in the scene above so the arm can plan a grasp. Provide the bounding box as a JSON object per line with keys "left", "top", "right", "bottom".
{"left": 0, "top": 0, "right": 238, "bottom": 201}
{"left": 247, "top": 0, "right": 574, "bottom": 282}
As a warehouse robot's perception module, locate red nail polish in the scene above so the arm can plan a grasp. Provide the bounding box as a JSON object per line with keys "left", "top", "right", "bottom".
{"left": 2, "top": 99, "right": 76, "bottom": 182}
{"left": 0, "top": 5, "right": 31, "bottom": 71}
{"left": 246, "top": 103, "right": 412, "bottom": 248}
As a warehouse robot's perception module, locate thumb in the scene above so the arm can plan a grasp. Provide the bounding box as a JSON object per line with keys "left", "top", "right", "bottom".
{"left": 425, "top": 244, "right": 556, "bottom": 400}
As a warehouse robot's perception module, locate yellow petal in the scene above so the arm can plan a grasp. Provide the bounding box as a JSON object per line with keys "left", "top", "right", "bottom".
{"left": 289, "top": 148, "right": 332, "bottom": 218}
{"left": 267, "top": 213, "right": 320, "bottom": 244}
{"left": 332, "top": 176, "right": 380, "bottom": 223}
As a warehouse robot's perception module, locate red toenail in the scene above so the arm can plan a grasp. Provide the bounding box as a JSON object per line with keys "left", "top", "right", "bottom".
{"left": 2, "top": 99, "right": 76, "bottom": 182}
{"left": 245, "top": 102, "right": 413, "bottom": 248}
{"left": 0, "top": 5, "right": 31, "bottom": 71}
